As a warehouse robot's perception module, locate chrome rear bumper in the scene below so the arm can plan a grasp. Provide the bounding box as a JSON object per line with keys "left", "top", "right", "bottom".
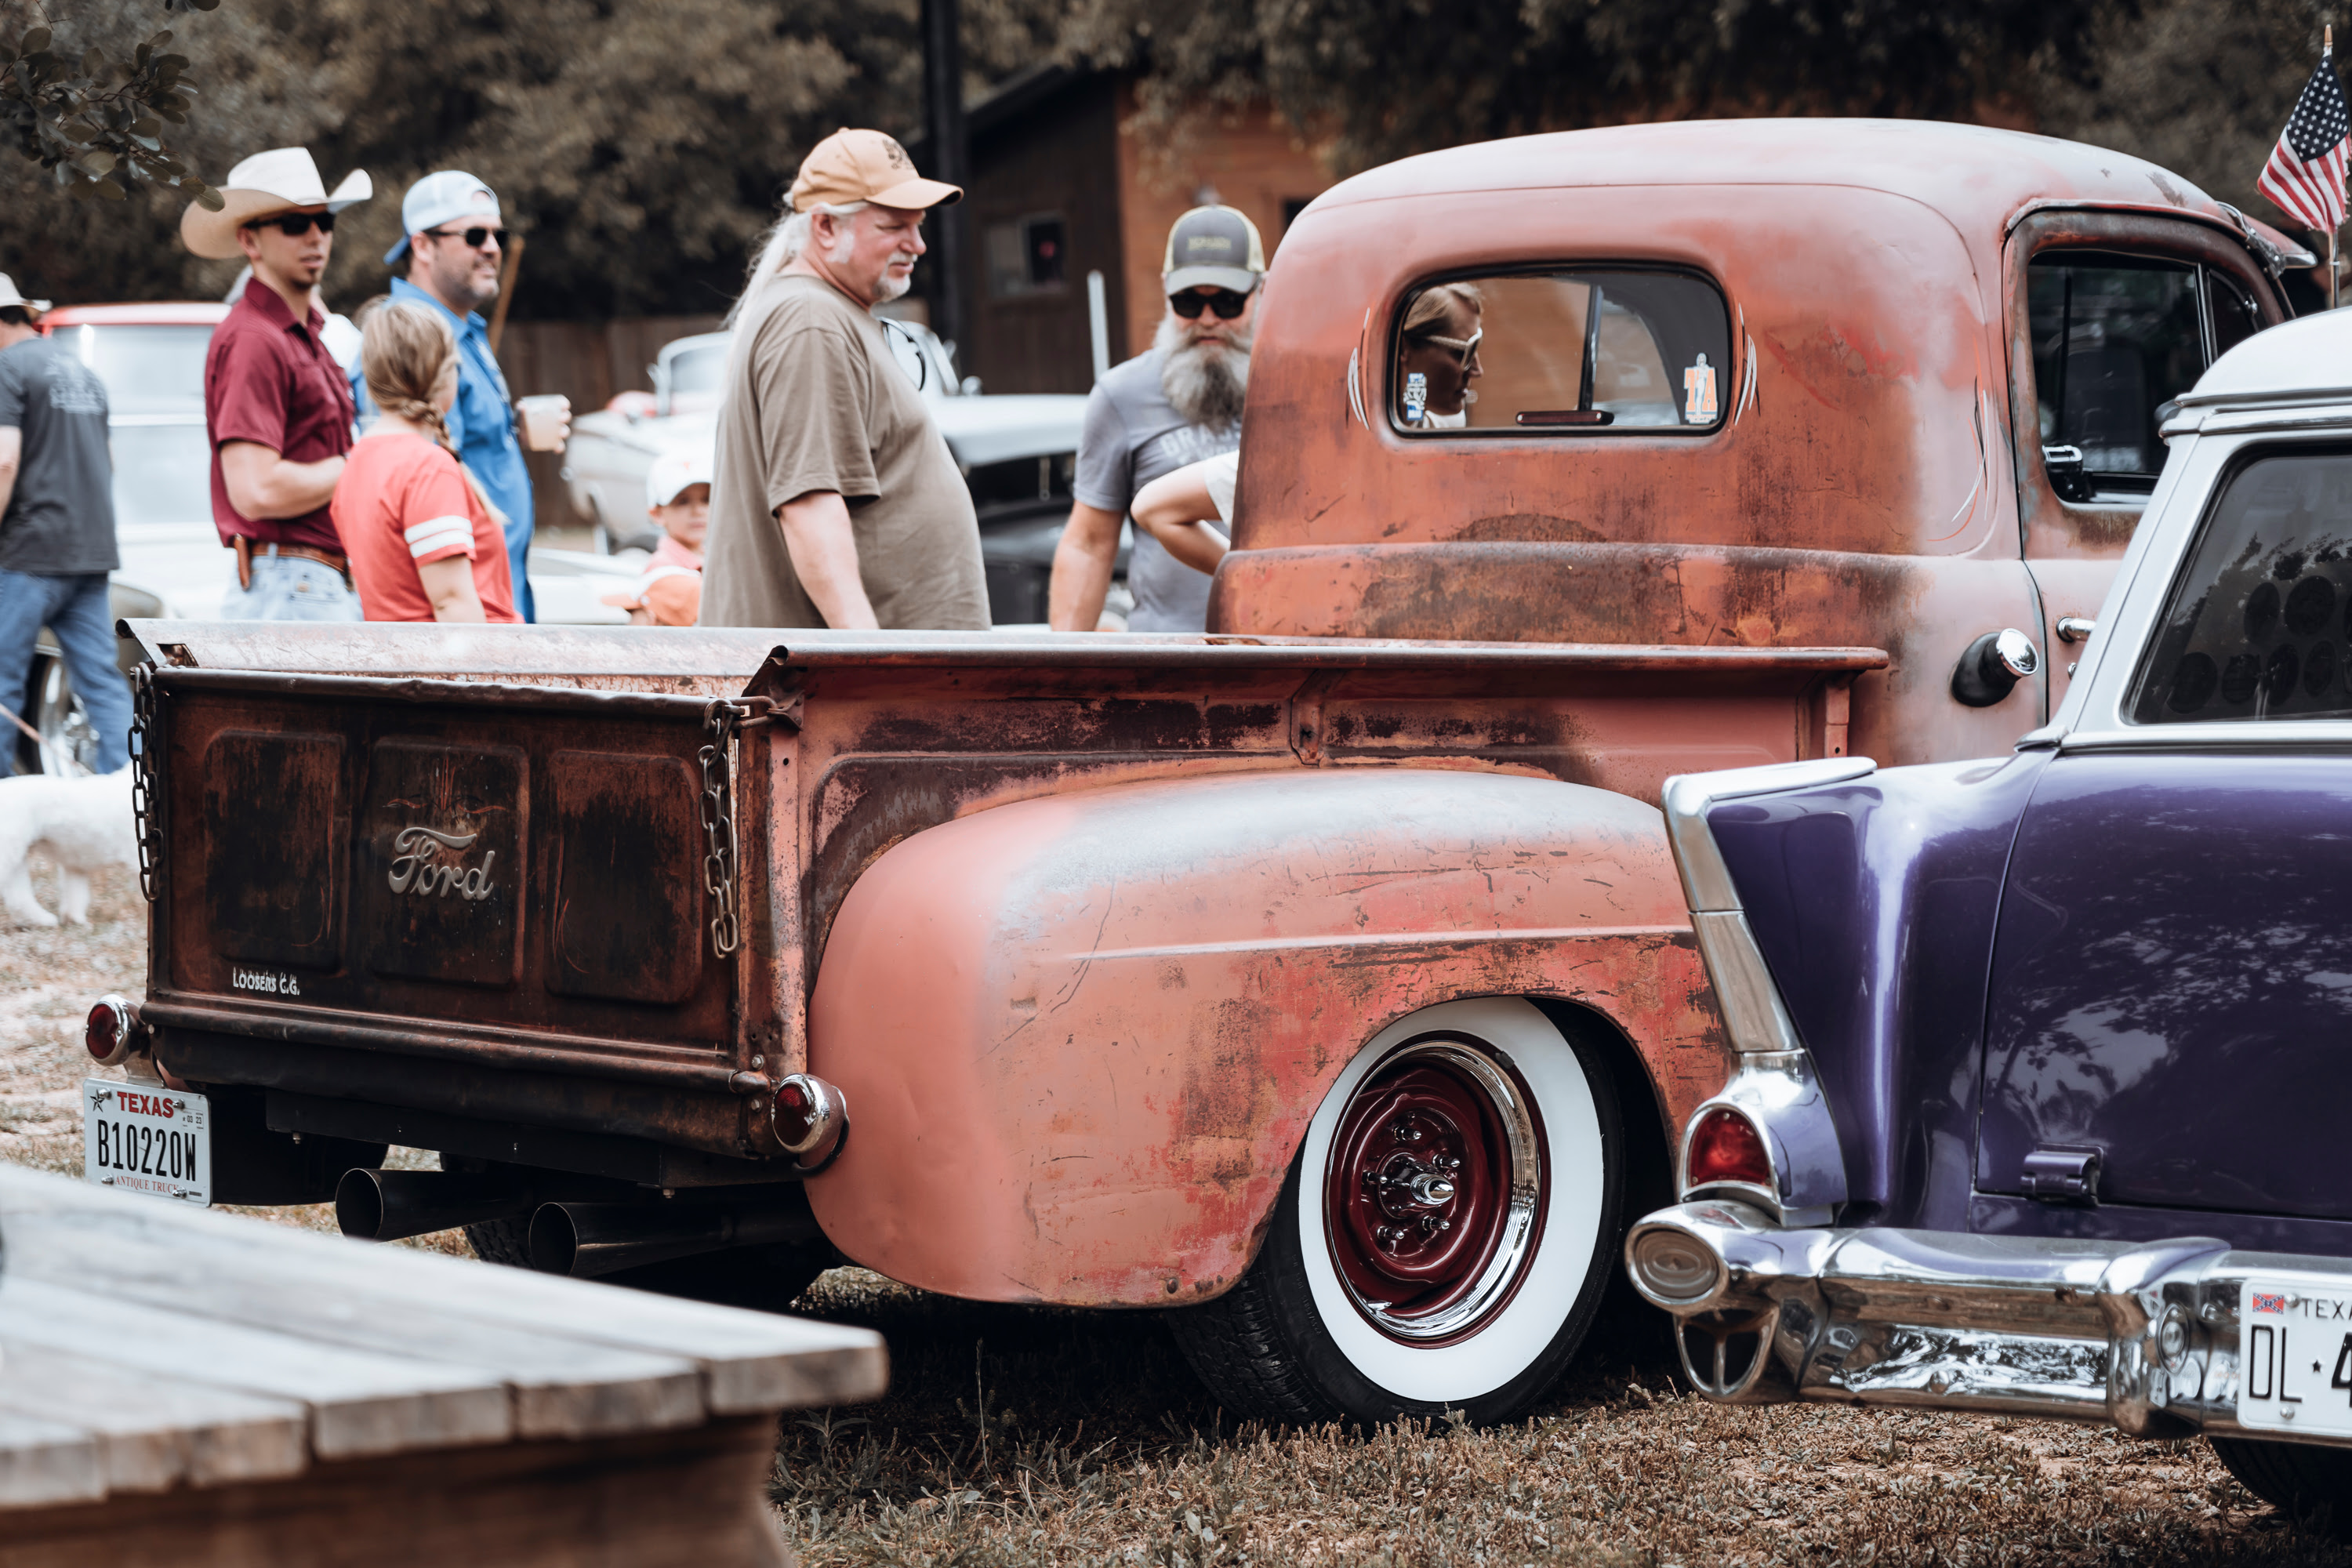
{"left": 1625, "top": 1200, "right": 2352, "bottom": 1447}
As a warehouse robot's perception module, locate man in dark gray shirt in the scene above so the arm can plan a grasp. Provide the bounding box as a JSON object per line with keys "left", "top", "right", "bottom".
{"left": 1048, "top": 206, "right": 1264, "bottom": 633}
{"left": 0, "top": 274, "right": 130, "bottom": 775}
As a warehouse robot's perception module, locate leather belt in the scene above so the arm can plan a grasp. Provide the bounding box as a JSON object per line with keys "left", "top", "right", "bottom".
{"left": 233, "top": 535, "right": 351, "bottom": 591}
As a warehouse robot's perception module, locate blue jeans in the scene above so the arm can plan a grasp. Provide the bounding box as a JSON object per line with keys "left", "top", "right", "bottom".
{"left": 0, "top": 570, "right": 133, "bottom": 776}
{"left": 220, "top": 547, "right": 362, "bottom": 622}
{"left": 506, "top": 515, "right": 535, "bottom": 623}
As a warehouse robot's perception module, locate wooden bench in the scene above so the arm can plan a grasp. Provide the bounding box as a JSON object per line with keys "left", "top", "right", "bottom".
{"left": 0, "top": 1165, "right": 884, "bottom": 1566}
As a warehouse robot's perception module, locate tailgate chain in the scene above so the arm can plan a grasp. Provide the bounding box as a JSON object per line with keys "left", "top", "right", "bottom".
{"left": 698, "top": 699, "right": 750, "bottom": 956}
{"left": 129, "top": 663, "right": 162, "bottom": 902}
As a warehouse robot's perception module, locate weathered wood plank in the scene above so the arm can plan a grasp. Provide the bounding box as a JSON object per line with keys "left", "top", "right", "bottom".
{"left": 5, "top": 1218, "right": 708, "bottom": 1439}
{"left": 0, "top": 1411, "right": 103, "bottom": 1509}
{"left": 0, "top": 1342, "right": 307, "bottom": 1493}
{"left": 0, "top": 1279, "right": 514, "bottom": 1460}
{"left": 0, "top": 1167, "right": 888, "bottom": 1412}
{"left": 0, "top": 1414, "right": 793, "bottom": 1568}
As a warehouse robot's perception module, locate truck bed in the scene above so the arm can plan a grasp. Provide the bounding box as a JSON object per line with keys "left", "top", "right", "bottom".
{"left": 125, "top": 622, "right": 1883, "bottom": 1185}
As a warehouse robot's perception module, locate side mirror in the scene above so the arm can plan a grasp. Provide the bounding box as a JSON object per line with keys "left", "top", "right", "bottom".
{"left": 1951, "top": 628, "right": 2040, "bottom": 707}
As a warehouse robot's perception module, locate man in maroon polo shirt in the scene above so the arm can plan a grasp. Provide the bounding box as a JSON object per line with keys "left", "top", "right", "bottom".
{"left": 183, "top": 147, "right": 372, "bottom": 619}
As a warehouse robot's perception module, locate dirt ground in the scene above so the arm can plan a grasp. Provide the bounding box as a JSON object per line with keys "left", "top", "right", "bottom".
{"left": 8, "top": 865, "right": 2347, "bottom": 1566}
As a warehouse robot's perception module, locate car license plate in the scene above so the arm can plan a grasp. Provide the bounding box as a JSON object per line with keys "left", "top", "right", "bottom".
{"left": 82, "top": 1079, "right": 210, "bottom": 1205}
{"left": 2238, "top": 1277, "right": 2352, "bottom": 1439}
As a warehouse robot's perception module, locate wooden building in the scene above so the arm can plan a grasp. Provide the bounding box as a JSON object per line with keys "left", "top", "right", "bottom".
{"left": 937, "top": 67, "right": 1336, "bottom": 394}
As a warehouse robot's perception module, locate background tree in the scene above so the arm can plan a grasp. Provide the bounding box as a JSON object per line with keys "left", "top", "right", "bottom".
{"left": 0, "top": 0, "right": 1063, "bottom": 318}
{"left": 2, "top": 0, "right": 220, "bottom": 209}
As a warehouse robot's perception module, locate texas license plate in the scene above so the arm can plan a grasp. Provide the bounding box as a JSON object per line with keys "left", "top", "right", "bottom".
{"left": 82, "top": 1080, "right": 210, "bottom": 1205}
{"left": 2238, "top": 1277, "right": 2352, "bottom": 1439}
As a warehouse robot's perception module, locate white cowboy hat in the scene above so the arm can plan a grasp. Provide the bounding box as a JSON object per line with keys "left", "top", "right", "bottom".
{"left": 181, "top": 147, "right": 372, "bottom": 261}
{"left": 0, "top": 274, "right": 49, "bottom": 314}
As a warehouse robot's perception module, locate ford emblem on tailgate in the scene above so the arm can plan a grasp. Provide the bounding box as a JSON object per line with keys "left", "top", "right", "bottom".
{"left": 387, "top": 826, "right": 499, "bottom": 902}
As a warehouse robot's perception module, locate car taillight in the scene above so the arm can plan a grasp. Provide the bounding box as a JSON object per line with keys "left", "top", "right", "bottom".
{"left": 771, "top": 1073, "right": 847, "bottom": 1167}
{"left": 1686, "top": 1106, "right": 1772, "bottom": 1190}
{"left": 85, "top": 994, "right": 139, "bottom": 1068}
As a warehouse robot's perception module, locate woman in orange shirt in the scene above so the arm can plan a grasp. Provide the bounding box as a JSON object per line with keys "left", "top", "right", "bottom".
{"left": 333, "top": 301, "right": 520, "bottom": 623}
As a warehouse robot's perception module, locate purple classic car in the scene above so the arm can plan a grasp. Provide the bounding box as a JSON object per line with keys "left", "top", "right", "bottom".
{"left": 1624, "top": 303, "right": 2352, "bottom": 1528}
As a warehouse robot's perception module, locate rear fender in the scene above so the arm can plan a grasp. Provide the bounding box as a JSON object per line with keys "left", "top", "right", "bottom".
{"left": 803, "top": 767, "right": 1733, "bottom": 1305}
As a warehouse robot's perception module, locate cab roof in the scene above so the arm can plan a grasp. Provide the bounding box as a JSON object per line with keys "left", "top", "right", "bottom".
{"left": 1316, "top": 119, "right": 2278, "bottom": 243}
{"left": 2182, "top": 307, "right": 2352, "bottom": 408}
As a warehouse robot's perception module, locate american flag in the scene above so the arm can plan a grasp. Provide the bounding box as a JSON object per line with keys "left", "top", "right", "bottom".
{"left": 2259, "top": 49, "right": 2351, "bottom": 234}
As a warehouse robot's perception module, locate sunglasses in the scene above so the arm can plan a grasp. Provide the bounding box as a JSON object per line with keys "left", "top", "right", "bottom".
{"left": 1425, "top": 328, "right": 1482, "bottom": 367}
{"left": 245, "top": 211, "right": 335, "bottom": 238}
{"left": 426, "top": 224, "right": 506, "bottom": 249}
{"left": 1169, "top": 288, "right": 1252, "bottom": 320}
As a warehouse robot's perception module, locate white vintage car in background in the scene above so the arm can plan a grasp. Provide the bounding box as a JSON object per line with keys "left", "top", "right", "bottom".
{"left": 26, "top": 302, "right": 648, "bottom": 775}
{"left": 561, "top": 322, "right": 1110, "bottom": 627}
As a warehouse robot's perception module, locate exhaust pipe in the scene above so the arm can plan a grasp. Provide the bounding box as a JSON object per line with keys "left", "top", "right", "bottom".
{"left": 528, "top": 1199, "right": 818, "bottom": 1279}
{"left": 336, "top": 1167, "right": 535, "bottom": 1243}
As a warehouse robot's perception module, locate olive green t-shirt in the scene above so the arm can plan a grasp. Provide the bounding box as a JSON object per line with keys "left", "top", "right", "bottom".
{"left": 699, "top": 274, "right": 988, "bottom": 630}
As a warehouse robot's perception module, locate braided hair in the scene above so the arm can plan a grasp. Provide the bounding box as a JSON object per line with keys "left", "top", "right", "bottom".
{"left": 355, "top": 296, "right": 506, "bottom": 523}
{"left": 358, "top": 299, "right": 462, "bottom": 455}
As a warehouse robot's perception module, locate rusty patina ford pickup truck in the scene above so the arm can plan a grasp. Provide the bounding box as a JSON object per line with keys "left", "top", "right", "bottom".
{"left": 98, "top": 121, "right": 2302, "bottom": 1428}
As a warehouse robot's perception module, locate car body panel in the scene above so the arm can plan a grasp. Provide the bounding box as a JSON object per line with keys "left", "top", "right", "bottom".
{"left": 803, "top": 767, "right": 1717, "bottom": 1305}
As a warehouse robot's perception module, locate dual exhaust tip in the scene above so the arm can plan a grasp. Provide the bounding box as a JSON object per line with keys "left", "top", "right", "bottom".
{"left": 336, "top": 1168, "right": 821, "bottom": 1279}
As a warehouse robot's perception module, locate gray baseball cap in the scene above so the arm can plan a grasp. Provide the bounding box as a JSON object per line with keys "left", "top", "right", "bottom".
{"left": 1163, "top": 205, "right": 1266, "bottom": 295}
{"left": 384, "top": 170, "right": 502, "bottom": 266}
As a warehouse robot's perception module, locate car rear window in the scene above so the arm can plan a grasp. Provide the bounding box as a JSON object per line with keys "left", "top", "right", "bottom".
{"left": 1390, "top": 269, "right": 1730, "bottom": 436}
{"left": 64, "top": 324, "right": 214, "bottom": 414}
{"left": 2130, "top": 447, "right": 2352, "bottom": 723}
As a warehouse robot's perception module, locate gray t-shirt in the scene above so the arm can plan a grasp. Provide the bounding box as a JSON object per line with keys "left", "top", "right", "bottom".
{"left": 0, "top": 336, "right": 116, "bottom": 575}
{"left": 701, "top": 274, "right": 987, "bottom": 631}
{"left": 1073, "top": 349, "right": 1238, "bottom": 633}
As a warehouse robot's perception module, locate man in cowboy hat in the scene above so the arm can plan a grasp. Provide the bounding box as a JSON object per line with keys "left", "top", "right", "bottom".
{"left": 0, "top": 274, "right": 131, "bottom": 773}
{"left": 187, "top": 147, "right": 373, "bottom": 619}
{"left": 699, "top": 129, "right": 987, "bottom": 631}
{"left": 363, "top": 170, "right": 565, "bottom": 621}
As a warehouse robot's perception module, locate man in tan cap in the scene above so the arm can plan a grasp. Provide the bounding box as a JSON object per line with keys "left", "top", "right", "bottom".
{"left": 186, "top": 147, "right": 373, "bottom": 619}
{"left": 699, "top": 129, "right": 988, "bottom": 630}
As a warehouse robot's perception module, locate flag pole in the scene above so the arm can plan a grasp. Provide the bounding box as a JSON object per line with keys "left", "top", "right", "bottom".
{"left": 2335, "top": 26, "right": 2343, "bottom": 310}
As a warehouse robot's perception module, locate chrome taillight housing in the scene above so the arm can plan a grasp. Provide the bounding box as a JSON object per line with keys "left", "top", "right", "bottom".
{"left": 1686, "top": 1106, "right": 1773, "bottom": 1189}
{"left": 772, "top": 1073, "right": 847, "bottom": 1168}
{"left": 85, "top": 994, "right": 142, "bottom": 1069}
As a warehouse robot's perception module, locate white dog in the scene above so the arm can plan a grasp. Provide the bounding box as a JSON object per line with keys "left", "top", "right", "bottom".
{"left": 0, "top": 767, "right": 136, "bottom": 927}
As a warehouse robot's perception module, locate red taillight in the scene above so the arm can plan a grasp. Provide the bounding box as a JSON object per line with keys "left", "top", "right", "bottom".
{"left": 771, "top": 1073, "right": 846, "bottom": 1166}
{"left": 85, "top": 994, "right": 137, "bottom": 1068}
{"left": 1686, "top": 1107, "right": 1772, "bottom": 1189}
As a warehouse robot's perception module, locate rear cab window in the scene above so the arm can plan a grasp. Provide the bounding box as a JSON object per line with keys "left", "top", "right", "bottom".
{"left": 2031, "top": 251, "right": 2263, "bottom": 506}
{"left": 1391, "top": 270, "right": 1731, "bottom": 435}
{"left": 2129, "top": 447, "right": 2352, "bottom": 722}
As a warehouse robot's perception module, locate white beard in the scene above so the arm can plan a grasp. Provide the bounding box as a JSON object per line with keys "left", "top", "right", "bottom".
{"left": 1156, "top": 314, "right": 1252, "bottom": 428}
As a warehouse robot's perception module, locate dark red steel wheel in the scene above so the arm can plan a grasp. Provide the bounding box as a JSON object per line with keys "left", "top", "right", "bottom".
{"left": 1167, "top": 998, "right": 1623, "bottom": 1425}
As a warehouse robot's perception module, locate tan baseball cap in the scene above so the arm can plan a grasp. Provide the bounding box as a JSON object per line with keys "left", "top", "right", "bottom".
{"left": 789, "top": 129, "right": 963, "bottom": 213}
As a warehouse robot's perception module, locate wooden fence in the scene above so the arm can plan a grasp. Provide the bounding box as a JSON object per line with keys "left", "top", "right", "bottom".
{"left": 496, "top": 314, "right": 725, "bottom": 536}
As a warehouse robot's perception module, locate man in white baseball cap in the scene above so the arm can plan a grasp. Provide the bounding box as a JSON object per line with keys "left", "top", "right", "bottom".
{"left": 187, "top": 148, "right": 373, "bottom": 621}
{"left": 362, "top": 169, "right": 565, "bottom": 622}
{"left": 602, "top": 447, "right": 712, "bottom": 626}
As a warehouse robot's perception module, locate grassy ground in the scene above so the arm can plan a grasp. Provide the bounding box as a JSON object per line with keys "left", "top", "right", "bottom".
{"left": 7, "top": 865, "right": 2347, "bottom": 1566}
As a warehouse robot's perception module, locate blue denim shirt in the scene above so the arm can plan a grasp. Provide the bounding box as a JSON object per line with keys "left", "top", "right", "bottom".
{"left": 351, "top": 277, "right": 536, "bottom": 620}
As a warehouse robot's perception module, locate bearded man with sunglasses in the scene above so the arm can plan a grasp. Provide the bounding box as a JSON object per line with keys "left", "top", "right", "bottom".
{"left": 1049, "top": 205, "right": 1265, "bottom": 633}
{"left": 187, "top": 147, "right": 373, "bottom": 620}
{"left": 365, "top": 171, "right": 562, "bottom": 622}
